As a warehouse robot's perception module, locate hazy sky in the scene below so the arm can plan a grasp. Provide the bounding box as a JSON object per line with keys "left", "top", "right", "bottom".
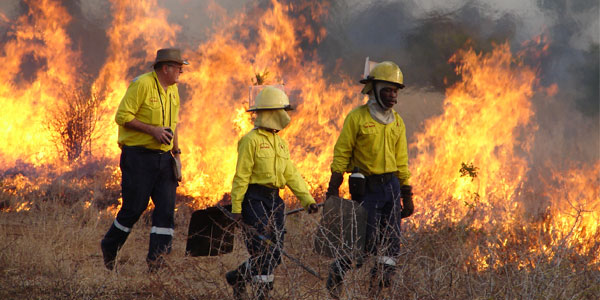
{"left": 1, "top": 0, "right": 597, "bottom": 49}
{"left": 341, "top": 0, "right": 598, "bottom": 49}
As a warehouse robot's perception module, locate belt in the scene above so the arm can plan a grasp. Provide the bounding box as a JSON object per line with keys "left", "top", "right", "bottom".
{"left": 247, "top": 184, "right": 279, "bottom": 199}
{"left": 122, "top": 145, "right": 168, "bottom": 154}
{"left": 366, "top": 173, "right": 394, "bottom": 185}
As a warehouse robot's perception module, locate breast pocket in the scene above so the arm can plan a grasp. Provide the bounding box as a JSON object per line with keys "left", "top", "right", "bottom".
{"left": 138, "top": 97, "right": 162, "bottom": 125}
{"left": 358, "top": 126, "right": 377, "bottom": 144}
{"left": 254, "top": 147, "right": 275, "bottom": 176}
{"left": 389, "top": 126, "right": 400, "bottom": 142}
{"left": 275, "top": 145, "right": 290, "bottom": 174}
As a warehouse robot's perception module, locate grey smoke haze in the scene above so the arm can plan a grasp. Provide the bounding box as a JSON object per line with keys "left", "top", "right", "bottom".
{"left": 319, "top": 0, "right": 598, "bottom": 96}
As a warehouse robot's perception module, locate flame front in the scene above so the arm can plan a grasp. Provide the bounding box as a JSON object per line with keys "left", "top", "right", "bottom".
{"left": 408, "top": 41, "right": 599, "bottom": 269}
{"left": 1, "top": 0, "right": 80, "bottom": 168}
{"left": 545, "top": 162, "right": 600, "bottom": 264}
{"left": 411, "top": 42, "right": 537, "bottom": 227}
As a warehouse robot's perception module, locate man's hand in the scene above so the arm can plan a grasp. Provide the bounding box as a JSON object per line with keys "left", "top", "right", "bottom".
{"left": 400, "top": 185, "right": 414, "bottom": 218}
{"left": 123, "top": 119, "right": 173, "bottom": 145}
{"left": 154, "top": 127, "right": 174, "bottom": 145}
{"left": 326, "top": 172, "right": 344, "bottom": 199}
{"left": 148, "top": 126, "right": 173, "bottom": 145}
{"left": 307, "top": 203, "right": 319, "bottom": 214}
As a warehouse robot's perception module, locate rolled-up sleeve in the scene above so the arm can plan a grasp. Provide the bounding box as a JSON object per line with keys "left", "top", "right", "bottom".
{"left": 115, "top": 79, "right": 145, "bottom": 126}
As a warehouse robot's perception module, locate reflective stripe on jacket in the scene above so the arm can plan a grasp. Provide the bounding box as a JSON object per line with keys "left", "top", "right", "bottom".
{"left": 331, "top": 105, "right": 410, "bottom": 185}
{"left": 115, "top": 71, "right": 180, "bottom": 151}
{"left": 231, "top": 128, "right": 316, "bottom": 213}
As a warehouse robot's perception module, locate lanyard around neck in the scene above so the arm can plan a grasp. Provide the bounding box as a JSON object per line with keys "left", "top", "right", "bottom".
{"left": 154, "top": 77, "right": 171, "bottom": 127}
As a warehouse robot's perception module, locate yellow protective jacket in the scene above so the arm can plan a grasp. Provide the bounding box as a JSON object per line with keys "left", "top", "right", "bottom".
{"left": 115, "top": 71, "right": 180, "bottom": 152}
{"left": 231, "top": 128, "right": 316, "bottom": 213}
{"left": 331, "top": 105, "right": 411, "bottom": 185}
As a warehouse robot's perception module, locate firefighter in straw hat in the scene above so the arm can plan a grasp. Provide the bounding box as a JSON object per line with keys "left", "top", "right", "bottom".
{"left": 100, "top": 48, "right": 187, "bottom": 272}
{"left": 225, "top": 85, "right": 319, "bottom": 300}
{"left": 324, "top": 60, "right": 414, "bottom": 298}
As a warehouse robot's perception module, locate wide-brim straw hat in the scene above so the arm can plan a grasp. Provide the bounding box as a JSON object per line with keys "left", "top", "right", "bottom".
{"left": 152, "top": 48, "right": 189, "bottom": 66}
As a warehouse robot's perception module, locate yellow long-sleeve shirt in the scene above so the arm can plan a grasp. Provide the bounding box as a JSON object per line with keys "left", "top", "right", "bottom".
{"left": 114, "top": 71, "right": 180, "bottom": 151}
{"left": 331, "top": 105, "right": 411, "bottom": 185}
{"left": 231, "top": 128, "right": 316, "bottom": 213}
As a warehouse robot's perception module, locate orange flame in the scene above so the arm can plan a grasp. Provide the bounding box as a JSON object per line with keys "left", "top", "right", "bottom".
{"left": 407, "top": 41, "right": 598, "bottom": 269}
{"left": 411, "top": 42, "right": 537, "bottom": 227}
{"left": 1, "top": 0, "right": 81, "bottom": 169}
{"left": 544, "top": 162, "right": 600, "bottom": 263}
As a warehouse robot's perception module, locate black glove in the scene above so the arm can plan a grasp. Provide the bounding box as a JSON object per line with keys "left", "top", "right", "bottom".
{"left": 307, "top": 203, "right": 319, "bottom": 214}
{"left": 326, "top": 172, "right": 344, "bottom": 199}
{"left": 400, "top": 185, "right": 414, "bottom": 218}
{"left": 231, "top": 213, "right": 242, "bottom": 223}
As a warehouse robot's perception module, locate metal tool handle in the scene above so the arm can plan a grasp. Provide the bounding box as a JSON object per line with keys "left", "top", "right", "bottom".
{"left": 284, "top": 202, "right": 325, "bottom": 216}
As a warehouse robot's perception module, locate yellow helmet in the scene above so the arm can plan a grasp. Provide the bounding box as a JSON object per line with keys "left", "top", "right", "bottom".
{"left": 360, "top": 61, "right": 404, "bottom": 94}
{"left": 247, "top": 85, "right": 292, "bottom": 111}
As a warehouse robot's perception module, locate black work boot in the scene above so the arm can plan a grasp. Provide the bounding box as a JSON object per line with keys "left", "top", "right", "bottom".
{"left": 369, "top": 263, "right": 396, "bottom": 297}
{"left": 100, "top": 223, "right": 129, "bottom": 270}
{"left": 146, "top": 233, "right": 172, "bottom": 272}
{"left": 226, "top": 268, "right": 247, "bottom": 300}
{"left": 147, "top": 255, "right": 166, "bottom": 273}
{"left": 326, "top": 261, "right": 347, "bottom": 299}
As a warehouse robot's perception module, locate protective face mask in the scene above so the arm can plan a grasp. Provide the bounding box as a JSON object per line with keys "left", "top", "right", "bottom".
{"left": 367, "top": 89, "right": 395, "bottom": 125}
{"left": 255, "top": 109, "right": 291, "bottom": 131}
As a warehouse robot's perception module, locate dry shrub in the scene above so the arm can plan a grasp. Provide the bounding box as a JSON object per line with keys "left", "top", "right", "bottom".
{"left": 45, "top": 79, "right": 107, "bottom": 162}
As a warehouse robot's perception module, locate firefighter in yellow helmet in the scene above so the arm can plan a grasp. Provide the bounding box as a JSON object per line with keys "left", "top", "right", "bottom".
{"left": 225, "top": 86, "right": 319, "bottom": 300}
{"left": 325, "top": 61, "right": 414, "bottom": 299}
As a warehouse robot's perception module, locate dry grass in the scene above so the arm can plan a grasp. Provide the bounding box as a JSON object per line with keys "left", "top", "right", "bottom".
{"left": 0, "top": 170, "right": 598, "bottom": 300}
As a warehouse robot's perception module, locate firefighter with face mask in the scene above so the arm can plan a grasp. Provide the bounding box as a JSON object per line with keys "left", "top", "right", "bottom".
{"left": 325, "top": 61, "right": 414, "bottom": 299}
{"left": 226, "top": 85, "right": 319, "bottom": 300}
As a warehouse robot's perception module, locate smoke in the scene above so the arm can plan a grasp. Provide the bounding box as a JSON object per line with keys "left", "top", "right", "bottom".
{"left": 319, "top": 0, "right": 598, "bottom": 91}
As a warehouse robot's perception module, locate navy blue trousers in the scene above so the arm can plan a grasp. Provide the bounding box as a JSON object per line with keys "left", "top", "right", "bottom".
{"left": 104, "top": 146, "right": 177, "bottom": 263}
{"left": 331, "top": 176, "right": 402, "bottom": 280}
{"left": 356, "top": 175, "right": 402, "bottom": 258}
{"left": 239, "top": 184, "right": 285, "bottom": 282}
